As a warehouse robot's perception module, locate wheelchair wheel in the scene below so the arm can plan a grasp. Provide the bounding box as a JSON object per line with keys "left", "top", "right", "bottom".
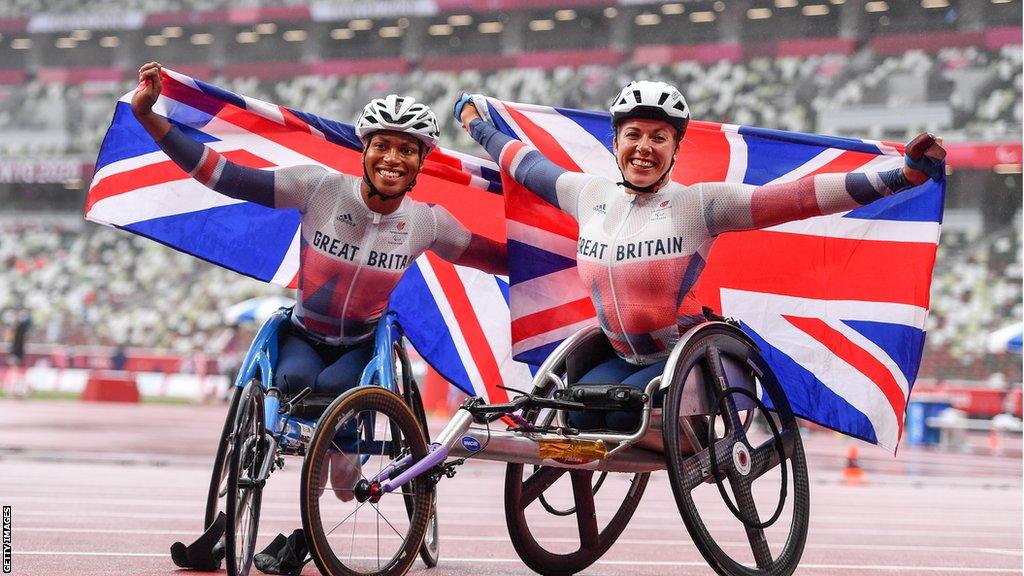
{"left": 225, "top": 381, "right": 269, "bottom": 576}
{"left": 504, "top": 391, "right": 649, "bottom": 576}
{"left": 204, "top": 384, "right": 242, "bottom": 528}
{"left": 402, "top": 378, "right": 439, "bottom": 569}
{"left": 662, "top": 326, "right": 809, "bottom": 576}
{"left": 301, "top": 386, "right": 432, "bottom": 576}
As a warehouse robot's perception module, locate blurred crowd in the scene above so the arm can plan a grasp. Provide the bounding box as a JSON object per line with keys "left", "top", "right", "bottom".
{"left": 0, "top": 45, "right": 1020, "bottom": 158}
{"left": 924, "top": 223, "right": 1022, "bottom": 382}
{"left": 0, "top": 222, "right": 283, "bottom": 354}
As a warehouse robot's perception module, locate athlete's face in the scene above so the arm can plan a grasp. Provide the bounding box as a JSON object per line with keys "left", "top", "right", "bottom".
{"left": 613, "top": 119, "right": 679, "bottom": 189}
{"left": 363, "top": 131, "right": 424, "bottom": 196}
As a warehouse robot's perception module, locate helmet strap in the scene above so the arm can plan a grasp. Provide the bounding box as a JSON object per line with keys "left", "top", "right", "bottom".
{"left": 617, "top": 157, "right": 676, "bottom": 195}
{"left": 361, "top": 144, "right": 426, "bottom": 202}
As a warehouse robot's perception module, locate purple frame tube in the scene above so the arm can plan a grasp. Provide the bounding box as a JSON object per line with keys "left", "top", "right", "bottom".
{"left": 377, "top": 443, "right": 450, "bottom": 493}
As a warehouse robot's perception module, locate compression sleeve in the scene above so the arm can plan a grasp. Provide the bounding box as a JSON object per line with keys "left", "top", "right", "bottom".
{"left": 157, "top": 126, "right": 328, "bottom": 212}
{"left": 468, "top": 118, "right": 569, "bottom": 210}
{"left": 429, "top": 205, "right": 473, "bottom": 261}
{"left": 157, "top": 126, "right": 276, "bottom": 207}
{"left": 700, "top": 168, "right": 912, "bottom": 236}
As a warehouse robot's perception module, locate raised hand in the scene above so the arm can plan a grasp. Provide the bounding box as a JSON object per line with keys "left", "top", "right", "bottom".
{"left": 903, "top": 133, "right": 946, "bottom": 185}
{"left": 132, "top": 61, "right": 164, "bottom": 118}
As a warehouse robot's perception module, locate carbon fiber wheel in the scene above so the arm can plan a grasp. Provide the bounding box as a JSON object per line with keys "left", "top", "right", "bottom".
{"left": 662, "top": 327, "right": 809, "bottom": 576}
{"left": 504, "top": 382, "right": 649, "bottom": 576}
{"left": 301, "top": 386, "right": 431, "bottom": 576}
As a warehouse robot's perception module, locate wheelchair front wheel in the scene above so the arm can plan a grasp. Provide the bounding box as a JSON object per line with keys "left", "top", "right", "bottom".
{"left": 663, "top": 327, "right": 809, "bottom": 576}
{"left": 301, "top": 386, "right": 432, "bottom": 576}
{"left": 225, "top": 381, "right": 268, "bottom": 576}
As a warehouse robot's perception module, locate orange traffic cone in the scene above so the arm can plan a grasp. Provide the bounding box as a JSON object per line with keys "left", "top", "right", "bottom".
{"left": 988, "top": 428, "right": 1001, "bottom": 455}
{"left": 842, "top": 444, "right": 866, "bottom": 486}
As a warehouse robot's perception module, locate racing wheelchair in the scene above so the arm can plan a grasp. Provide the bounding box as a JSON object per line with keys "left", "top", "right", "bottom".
{"left": 302, "top": 319, "right": 810, "bottom": 576}
{"left": 198, "top": 308, "right": 440, "bottom": 576}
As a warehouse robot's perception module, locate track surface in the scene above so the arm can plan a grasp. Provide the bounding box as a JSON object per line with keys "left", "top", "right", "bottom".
{"left": 1, "top": 398, "right": 1021, "bottom": 576}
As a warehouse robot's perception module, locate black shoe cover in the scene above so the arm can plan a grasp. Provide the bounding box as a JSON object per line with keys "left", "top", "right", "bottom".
{"left": 254, "top": 528, "right": 308, "bottom": 576}
{"left": 170, "top": 512, "right": 227, "bottom": 571}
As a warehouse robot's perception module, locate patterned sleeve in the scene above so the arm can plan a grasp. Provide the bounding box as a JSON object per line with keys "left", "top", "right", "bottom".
{"left": 272, "top": 165, "right": 331, "bottom": 213}
{"left": 468, "top": 118, "right": 594, "bottom": 220}
{"left": 156, "top": 125, "right": 328, "bottom": 212}
{"left": 698, "top": 169, "right": 909, "bottom": 236}
{"left": 429, "top": 204, "right": 473, "bottom": 261}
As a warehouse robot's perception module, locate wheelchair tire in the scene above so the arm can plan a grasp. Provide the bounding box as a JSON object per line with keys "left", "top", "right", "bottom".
{"left": 403, "top": 379, "right": 439, "bottom": 569}
{"left": 204, "top": 384, "right": 242, "bottom": 529}
{"left": 301, "top": 386, "right": 432, "bottom": 576}
{"left": 662, "top": 326, "right": 809, "bottom": 576}
{"left": 504, "top": 385, "right": 649, "bottom": 576}
{"left": 225, "top": 381, "right": 268, "bottom": 576}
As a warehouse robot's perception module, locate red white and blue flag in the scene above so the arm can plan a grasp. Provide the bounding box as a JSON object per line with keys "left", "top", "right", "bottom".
{"left": 486, "top": 98, "right": 944, "bottom": 452}
{"left": 85, "top": 68, "right": 525, "bottom": 403}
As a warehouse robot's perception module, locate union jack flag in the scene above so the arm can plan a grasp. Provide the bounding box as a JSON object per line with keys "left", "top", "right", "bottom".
{"left": 486, "top": 98, "right": 943, "bottom": 452}
{"left": 85, "top": 68, "right": 526, "bottom": 403}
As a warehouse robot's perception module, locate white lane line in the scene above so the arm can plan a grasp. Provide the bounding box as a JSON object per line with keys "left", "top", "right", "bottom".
{"left": 12, "top": 551, "right": 1023, "bottom": 572}
{"left": 14, "top": 513, "right": 1024, "bottom": 542}
{"left": 11, "top": 500, "right": 1022, "bottom": 530}
{"left": 16, "top": 527, "right": 1021, "bottom": 557}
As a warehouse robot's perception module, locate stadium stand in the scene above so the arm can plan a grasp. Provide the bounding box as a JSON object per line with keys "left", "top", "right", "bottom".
{"left": 0, "top": 0, "right": 1020, "bottom": 390}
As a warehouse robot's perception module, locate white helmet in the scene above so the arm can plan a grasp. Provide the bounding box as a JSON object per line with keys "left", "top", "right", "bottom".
{"left": 356, "top": 95, "right": 440, "bottom": 153}
{"left": 609, "top": 81, "right": 690, "bottom": 136}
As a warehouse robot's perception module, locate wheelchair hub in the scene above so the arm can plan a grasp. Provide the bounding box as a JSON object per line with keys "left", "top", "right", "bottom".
{"left": 354, "top": 479, "right": 383, "bottom": 504}
{"left": 732, "top": 442, "right": 752, "bottom": 476}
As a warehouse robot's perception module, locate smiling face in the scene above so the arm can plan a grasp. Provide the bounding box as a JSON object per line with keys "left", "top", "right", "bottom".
{"left": 362, "top": 131, "right": 424, "bottom": 196}
{"left": 613, "top": 118, "right": 680, "bottom": 190}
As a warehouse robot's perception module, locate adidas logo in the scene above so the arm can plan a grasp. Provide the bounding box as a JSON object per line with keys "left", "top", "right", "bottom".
{"left": 337, "top": 213, "right": 355, "bottom": 226}
{"left": 594, "top": 203, "right": 607, "bottom": 214}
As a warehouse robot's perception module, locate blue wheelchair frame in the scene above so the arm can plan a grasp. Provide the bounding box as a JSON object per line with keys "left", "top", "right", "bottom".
{"left": 231, "top": 307, "right": 409, "bottom": 454}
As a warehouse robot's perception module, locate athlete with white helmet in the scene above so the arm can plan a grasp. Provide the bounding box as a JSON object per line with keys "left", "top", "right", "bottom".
{"left": 134, "top": 62, "right": 504, "bottom": 399}
{"left": 133, "top": 62, "right": 505, "bottom": 573}
{"left": 456, "top": 80, "right": 945, "bottom": 431}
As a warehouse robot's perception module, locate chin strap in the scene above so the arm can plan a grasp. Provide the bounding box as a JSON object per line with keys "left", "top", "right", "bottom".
{"left": 362, "top": 173, "right": 413, "bottom": 201}
{"left": 617, "top": 158, "right": 676, "bottom": 195}
{"left": 361, "top": 148, "right": 425, "bottom": 202}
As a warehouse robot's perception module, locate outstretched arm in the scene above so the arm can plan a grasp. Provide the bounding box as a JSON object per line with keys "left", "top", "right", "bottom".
{"left": 455, "top": 94, "right": 591, "bottom": 220}
{"left": 430, "top": 205, "right": 508, "bottom": 276}
{"left": 132, "top": 62, "right": 324, "bottom": 211}
{"left": 702, "top": 134, "right": 945, "bottom": 235}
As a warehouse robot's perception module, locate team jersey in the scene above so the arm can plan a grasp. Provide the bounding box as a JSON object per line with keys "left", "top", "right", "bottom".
{"left": 470, "top": 118, "right": 909, "bottom": 364}
{"left": 157, "top": 127, "right": 472, "bottom": 344}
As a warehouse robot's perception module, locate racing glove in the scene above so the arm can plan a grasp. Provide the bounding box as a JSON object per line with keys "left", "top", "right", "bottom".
{"left": 904, "top": 132, "right": 946, "bottom": 183}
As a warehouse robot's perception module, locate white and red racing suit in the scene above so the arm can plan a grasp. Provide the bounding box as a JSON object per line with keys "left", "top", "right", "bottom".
{"left": 157, "top": 126, "right": 501, "bottom": 345}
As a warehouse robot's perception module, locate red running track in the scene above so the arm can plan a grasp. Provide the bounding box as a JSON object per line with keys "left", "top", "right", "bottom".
{"left": 0, "top": 398, "right": 1020, "bottom": 576}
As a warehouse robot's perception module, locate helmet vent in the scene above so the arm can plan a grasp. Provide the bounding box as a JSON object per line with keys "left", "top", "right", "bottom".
{"left": 632, "top": 89, "right": 642, "bottom": 103}
{"left": 658, "top": 92, "right": 669, "bottom": 105}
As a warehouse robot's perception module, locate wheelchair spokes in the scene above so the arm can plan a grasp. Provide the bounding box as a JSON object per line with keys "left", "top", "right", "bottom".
{"left": 301, "top": 386, "right": 431, "bottom": 576}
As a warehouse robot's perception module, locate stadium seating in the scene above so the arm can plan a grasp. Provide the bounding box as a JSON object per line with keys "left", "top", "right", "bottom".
{"left": 0, "top": 44, "right": 1019, "bottom": 157}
